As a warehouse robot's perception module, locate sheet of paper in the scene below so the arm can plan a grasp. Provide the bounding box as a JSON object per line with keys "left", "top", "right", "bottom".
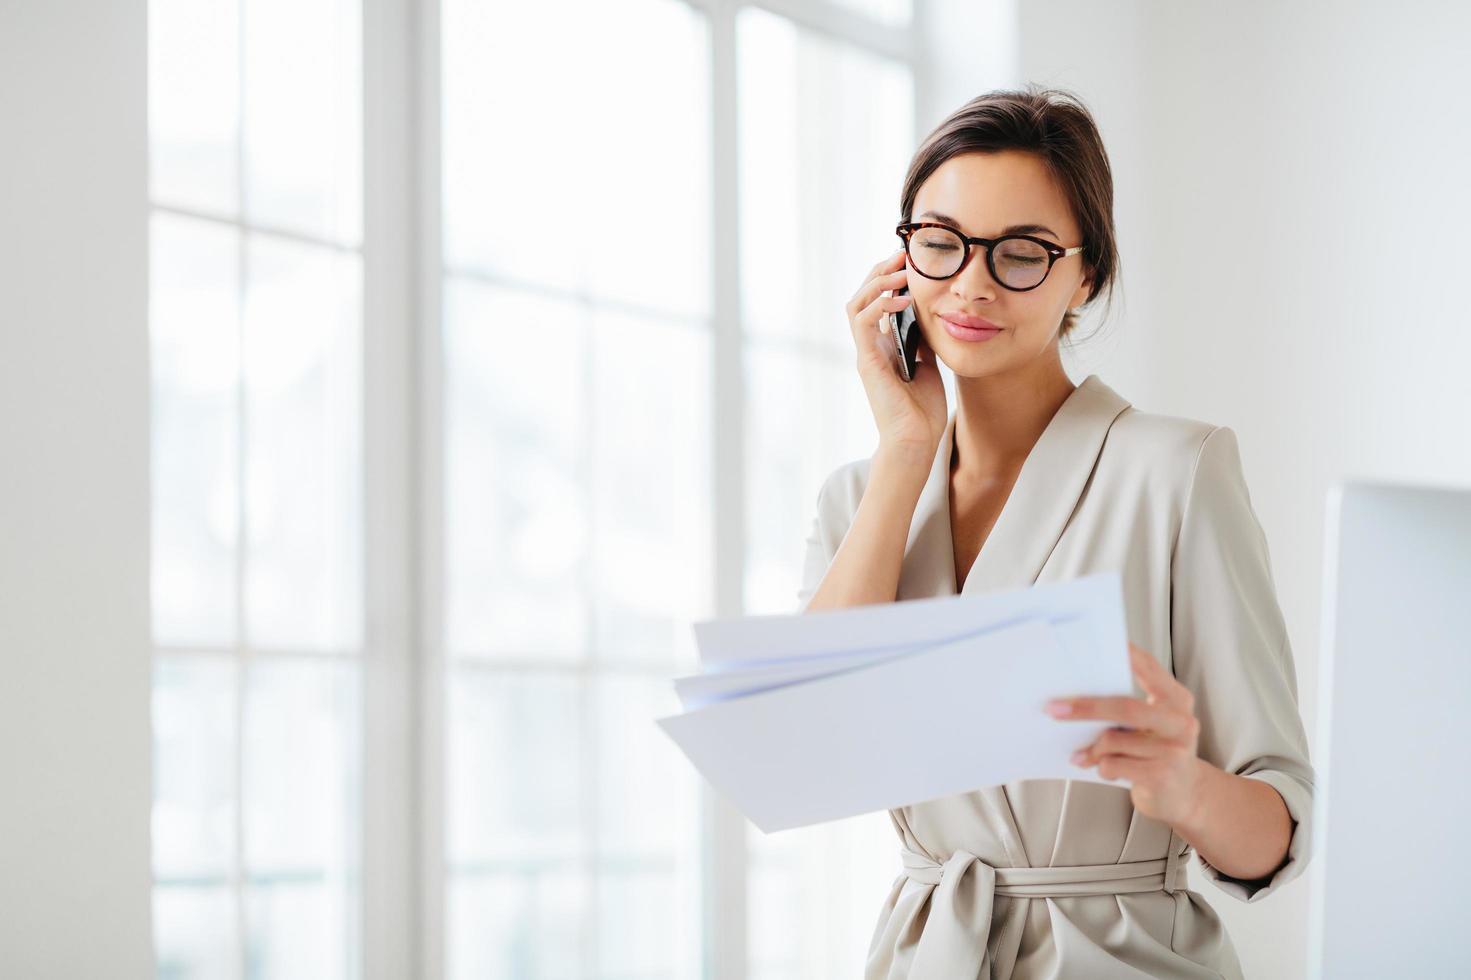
{"left": 674, "top": 645, "right": 910, "bottom": 710}
{"left": 693, "top": 571, "right": 1126, "bottom": 673}
{"left": 658, "top": 608, "right": 1133, "bottom": 833}
{"left": 674, "top": 613, "right": 1100, "bottom": 711}
{"left": 676, "top": 572, "right": 1128, "bottom": 711}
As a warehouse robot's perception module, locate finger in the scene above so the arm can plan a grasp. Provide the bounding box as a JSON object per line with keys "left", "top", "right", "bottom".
{"left": 851, "top": 250, "right": 906, "bottom": 300}
{"left": 854, "top": 292, "right": 913, "bottom": 353}
{"left": 1076, "top": 727, "right": 1169, "bottom": 763}
{"left": 849, "top": 267, "right": 909, "bottom": 325}
{"left": 1129, "top": 642, "right": 1170, "bottom": 699}
{"left": 1094, "top": 754, "right": 1151, "bottom": 785}
{"left": 1129, "top": 643, "right": 1191, "bottom": 709}
{"left": 1047, "top": 695, "right": 1186, "bottom": 738}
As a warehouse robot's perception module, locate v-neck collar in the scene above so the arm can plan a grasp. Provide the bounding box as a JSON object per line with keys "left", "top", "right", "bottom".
{"left": 896, "top": 373, "right": 1132, "bottom": 600}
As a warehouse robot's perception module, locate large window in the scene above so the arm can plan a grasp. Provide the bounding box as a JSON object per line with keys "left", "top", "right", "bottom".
{"left": 148, "top": 0, "right": 364, "bottom": 975}
{"left": 735, "top": 7, "right": 914, "bottom": 977}
{"left": 148, "top": 0, "right": 917, "bottom": 975}
{"left": 438, "top": 1, "right": 712, "bottom": 974}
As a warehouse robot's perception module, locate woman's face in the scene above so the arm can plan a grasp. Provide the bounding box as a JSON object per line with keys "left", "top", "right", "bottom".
{"left": 906, "top": 149, "right": 1094, "bottom": 379}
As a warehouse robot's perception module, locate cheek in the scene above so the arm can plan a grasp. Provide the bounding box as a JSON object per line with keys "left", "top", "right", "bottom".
{"left": 904, "top": 273, "right": 928, "bottom": 314}
{"left": 904, "top": 267, "right": 923, "bottom": 296}
{"left": 908, "top": 280, "right": 945, "bottom": 335}
{"left": 906, "top": 271, "right": 942, "bottom": 309}
{"left": 1010, "top": 286, "right": 1069, "bottom": 334}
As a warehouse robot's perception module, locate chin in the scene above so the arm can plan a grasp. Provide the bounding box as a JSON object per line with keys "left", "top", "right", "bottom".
{"left": 932, "top": 346, "right": 1009, "bottom": 381}
{"left": 947, "top": 363, "right": 1007, "bottom": 381}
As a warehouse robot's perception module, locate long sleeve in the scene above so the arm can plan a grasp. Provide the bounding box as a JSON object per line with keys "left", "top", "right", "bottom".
{"left": 1169, "top": 425, "right": 1315, "bottom": 903}
{"left": 795, "top": 471, "right": 842, "bottom": 614}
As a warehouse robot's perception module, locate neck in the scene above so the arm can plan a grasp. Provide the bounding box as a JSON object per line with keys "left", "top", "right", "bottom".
{"left": 950, "top": 348, "right": 1077, "bottom": 479}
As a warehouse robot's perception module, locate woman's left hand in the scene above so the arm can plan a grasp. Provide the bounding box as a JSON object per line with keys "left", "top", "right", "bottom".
{"left": 1044, "top": 642, "right": 1208, "bottom": 827}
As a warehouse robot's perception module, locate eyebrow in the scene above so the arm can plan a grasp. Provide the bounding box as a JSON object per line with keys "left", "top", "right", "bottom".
{"left": 917, "top": 210, "right": 1059, "bottom": 239}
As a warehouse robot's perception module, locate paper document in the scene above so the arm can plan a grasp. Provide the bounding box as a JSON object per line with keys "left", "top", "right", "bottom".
{"left": 656, "top": 572, "right": 1135, "bottom": 833}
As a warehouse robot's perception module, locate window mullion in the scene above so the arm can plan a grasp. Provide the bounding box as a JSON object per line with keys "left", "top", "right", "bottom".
{"left": 361, "top": 0, "right": 421, "bottom": 977}
{"left": 411, "top": 0, "right": 447, "bottom": 977}
{"left": 707, "top": 3, "right": 749, "bottom": 980}
{"left": 233, "top": 0, "right": 250, "bottom": 969}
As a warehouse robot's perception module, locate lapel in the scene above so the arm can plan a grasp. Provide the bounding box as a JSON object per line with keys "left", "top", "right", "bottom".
{"left": 896, "top": 373, "right": 1132, "bottom": 601}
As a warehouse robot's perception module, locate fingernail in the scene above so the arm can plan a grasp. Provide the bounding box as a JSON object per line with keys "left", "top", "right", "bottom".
{"left": 1070, "top": 749, "right": 1088, "bottom": 765}
{"left": 1045, "top": 700, "right": 1072, "bottom": 717}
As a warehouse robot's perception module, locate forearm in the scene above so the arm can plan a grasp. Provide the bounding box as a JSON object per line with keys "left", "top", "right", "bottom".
{"left": 1174, "top": 758, "right": 1293, "bottom": 882}
{"left": 803, "top": 448, "right": 929, "bottom": 611}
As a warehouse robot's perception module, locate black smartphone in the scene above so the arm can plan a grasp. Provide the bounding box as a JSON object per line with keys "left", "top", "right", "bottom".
{"left": 886, "top": 285, "right": 921, "bottom": 383}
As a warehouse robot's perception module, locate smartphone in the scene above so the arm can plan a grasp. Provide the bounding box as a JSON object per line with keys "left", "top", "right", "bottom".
{"left": 886, "top": 285, "right": 921, "bottom": 383}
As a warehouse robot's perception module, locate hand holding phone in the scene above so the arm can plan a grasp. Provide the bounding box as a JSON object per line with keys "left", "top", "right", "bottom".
{"left": 844, "top": 249, "right": 949, "bottom": 461}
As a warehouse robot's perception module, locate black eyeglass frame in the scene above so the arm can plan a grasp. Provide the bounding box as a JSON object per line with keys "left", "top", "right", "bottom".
{"left": 895, "top": 221, "right": 1085, "bottom": 292}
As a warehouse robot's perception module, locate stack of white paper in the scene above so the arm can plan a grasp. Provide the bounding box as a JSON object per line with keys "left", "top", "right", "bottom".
{"left": 656, "top": 572, "right": 1136, "bottom": 833}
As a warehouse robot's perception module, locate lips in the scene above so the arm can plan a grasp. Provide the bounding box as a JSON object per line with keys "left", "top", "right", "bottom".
{"left": 940, "top": 312, "right": 1003, "bottom": 330}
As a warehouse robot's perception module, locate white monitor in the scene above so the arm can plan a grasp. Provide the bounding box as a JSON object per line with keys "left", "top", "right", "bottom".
{"left": 1309, "top": 480, "right": 1471, "bottom": 978}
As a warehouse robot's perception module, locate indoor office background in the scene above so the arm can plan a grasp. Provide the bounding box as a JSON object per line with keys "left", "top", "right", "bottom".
{"left": 3, "top": 1, "right": 1469, "bottom": 979}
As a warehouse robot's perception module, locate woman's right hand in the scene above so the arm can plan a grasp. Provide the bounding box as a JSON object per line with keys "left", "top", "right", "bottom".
{"left": 846, "top": 248, "right": 949, "bottom": 463}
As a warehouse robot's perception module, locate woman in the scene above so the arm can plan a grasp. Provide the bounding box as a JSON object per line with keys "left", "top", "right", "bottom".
{"left": 797, "top": 86, "right": 1314, "bottom": 979}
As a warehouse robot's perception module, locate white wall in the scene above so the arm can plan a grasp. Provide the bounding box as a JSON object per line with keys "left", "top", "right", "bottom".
{"left": 1002, "top": 2, "right": 1471, "bottom": 977}
{"left": 0, "top": 1, "right": 153, "bottom": 976}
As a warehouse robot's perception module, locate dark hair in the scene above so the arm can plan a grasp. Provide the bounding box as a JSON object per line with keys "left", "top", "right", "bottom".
{"left": 899, "top": 84, "right": 1120, "bottom": 342}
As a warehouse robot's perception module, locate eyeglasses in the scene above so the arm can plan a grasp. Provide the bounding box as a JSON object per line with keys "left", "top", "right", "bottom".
{"left": 895, "top": 221, "right": 1084, "bottom": 291}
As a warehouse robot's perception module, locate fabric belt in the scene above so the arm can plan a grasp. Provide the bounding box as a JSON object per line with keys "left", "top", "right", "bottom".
{"left": 893, "top": 835, "right": 1188, "bottom": 980}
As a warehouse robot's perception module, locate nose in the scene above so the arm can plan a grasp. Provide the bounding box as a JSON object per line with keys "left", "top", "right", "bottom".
{"left": 951, "top": 243, "right": 999, "bottom": 304}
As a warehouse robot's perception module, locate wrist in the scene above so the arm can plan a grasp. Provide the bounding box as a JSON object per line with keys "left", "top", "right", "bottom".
{"left": 869, "top": 449, "right": 930, "bottom": 507}
{"left": 873, "top": 440, "right": 935, "bottom": 482}
{"left": 1175, "top": 757, "right": 1219, "bottom": 837}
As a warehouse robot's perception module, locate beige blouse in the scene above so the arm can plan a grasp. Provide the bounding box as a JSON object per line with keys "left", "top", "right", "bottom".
{"left": 795, "top": 374, "right": 1315, "bottom": 980}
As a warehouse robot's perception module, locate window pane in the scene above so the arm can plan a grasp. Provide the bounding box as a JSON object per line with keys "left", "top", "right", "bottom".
{"left": 743, "top": 344, "right": 873, "bottom": 615}
{"left": 592, "top": 675, "right": 702, "bottom": 976}
{"left": 149, "top": 0, "right": 240, "bottom": 214}
{"left": 593, "top": 675, "right": 696, "bottom": 857}
{"left": 595, "top": 867, "right": 685, "bottom": 979}
{"left": 152, "top": 655, "right": 237, "bottom": 879}
{"left": 447, "top": 870, "right": 588, "bottom": 980}
{"left": 151, "top": 213, "right": 241, "bottom": 648}
{"left": 590, "top": 311, "right": 711, "bottom": 668}
{"left": 441, "top": 0, "right": 711, "bottom": 321}
{"left": 747, "top": 858, "right": 801, "bottom": 980}
{"left": 748, "top": 815, "right": 900, "bottom": 980}
{"left": 443, "top": 278, "right": 588, "bottom": 661}
{"left": 242, "top": 657, "right": 359, "bottom": 875}
{"left": 242, "top": 236, "right": 363, "bottom": 652}
{"left": 243, "top": 0, "right": 362, "bottom": 244}
{"left": 155, "top": 884, "right": 238, "bottom": 980}
{"left": 737, "top": 8, "right": 914, "bottom": 350}
{"left": 447, "top": 668, "right": 583, "bottom": 864}
{"left": 245, "top": 880, "right": 353, "bottom": 980}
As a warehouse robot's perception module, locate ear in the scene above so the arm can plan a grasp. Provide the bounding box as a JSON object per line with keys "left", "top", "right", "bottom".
{"left": 1068, "top": 268, "right": 1094, "bottom": 310}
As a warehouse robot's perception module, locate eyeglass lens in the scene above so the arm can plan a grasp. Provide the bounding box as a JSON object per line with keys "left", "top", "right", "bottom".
{"left": 908, "top": 226, "right": 1051, "bottom": 289}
